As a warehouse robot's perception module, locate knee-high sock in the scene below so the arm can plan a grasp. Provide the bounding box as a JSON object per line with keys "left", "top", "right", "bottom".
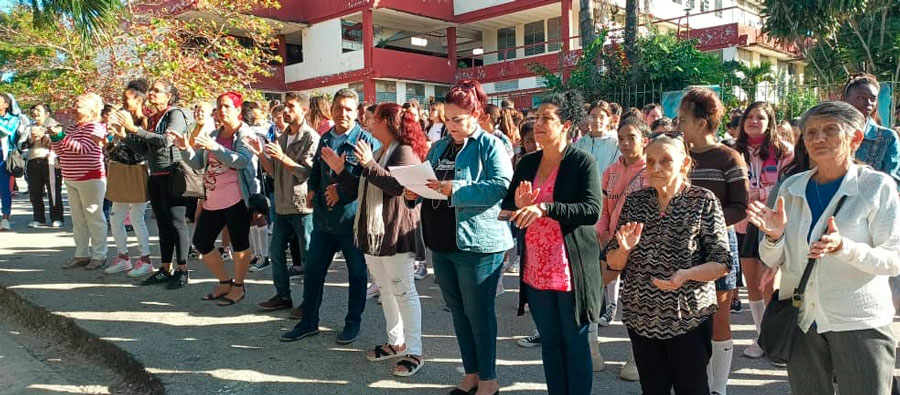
{"left": 606, "top": 277, "right": 620, "bottom": 307}
{"left": 249, "top": 226, "right": 261, "bottom": 257}
{"left": 707, "top": 339, "right": 734, "bottom": 394}
{"left": 252, "top": 226, "right": 269, "bottom": 257}
{"left": 749, "top": 299, "right": 766, "bottom": 335}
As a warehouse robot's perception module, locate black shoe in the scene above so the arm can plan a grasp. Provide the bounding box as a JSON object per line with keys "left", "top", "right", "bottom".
{"left": 167, "top": 269, "right": 189, "bottom": 290}
{"left": 125, "top": 224, "right": 134, "bottom": 233}
{"left": 287, "top": 265, "right": 303, "bottom": 277}
{"left": 336, "top": 324, "right": 360, "bottom": 345}
{"left": 258, "top": 295, "right": 292, "bottom": 311}
{"left": 280, "top": 325, "right": 319, "bottom": 342}
{"left": 731, "top": 296, "right": 742, "bottom": 313}
{"left": 140, "top": 269, "right": 172, "bottom": 286}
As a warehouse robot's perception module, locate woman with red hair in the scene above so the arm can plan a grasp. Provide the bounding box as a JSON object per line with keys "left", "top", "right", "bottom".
{"left": 169, "top": 91, "right": 257, "bottom": 306}
{"left": 405, "top": 80, "right": 514, "bottom": 395}
{"left": 335, "top": 102, "right": 427, "bottom": 376}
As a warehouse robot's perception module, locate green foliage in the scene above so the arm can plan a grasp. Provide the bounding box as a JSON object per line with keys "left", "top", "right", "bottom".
{"left": 528, "top": 30, "right": 727, "bottom": 105}
{"left": 25, "top": 0, "right": 123, "bottom": 40}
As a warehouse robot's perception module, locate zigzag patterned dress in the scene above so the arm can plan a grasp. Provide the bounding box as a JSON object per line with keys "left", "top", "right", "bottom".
{"left": 607, "top": 185, "right": 733, "bottom": 339}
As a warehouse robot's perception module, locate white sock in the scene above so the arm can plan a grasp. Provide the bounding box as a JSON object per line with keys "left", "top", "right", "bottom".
{"left": 749, "top": 299, "right": 766, "bottom": 335}
{"left": 707, "top": 339, "right": 734, "bottom": 394}
{"left": 253, "top": 226, "right": 269, "bottom": 257}
{"left": 606, "top": 278, "right": 620, "bottom": 307}
{"left": 588, "top": 324, "right": 604, "bottom": 371}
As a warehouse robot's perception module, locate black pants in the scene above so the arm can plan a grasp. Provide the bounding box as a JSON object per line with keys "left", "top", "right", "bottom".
{"left": 193, "top": 200, "right": 251, "bottom": 254}
{"left": 628, "top": 318, "right": 713, "bottom": 395}
{"left": 148, "top": 173, "right": 190, "bottom": 265}
{"left": 26, "top": 158, "right": 63, "bottom": 223}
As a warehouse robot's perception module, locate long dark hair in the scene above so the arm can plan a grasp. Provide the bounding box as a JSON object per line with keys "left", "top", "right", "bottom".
{"left": 736, "top": 101, "right": 788, "bottom": 162}
{"left": 375, "top": 103, "right": 428, "bottom": 160}
{"left": 779, "top": 135, "right": 809, "bottom": 180}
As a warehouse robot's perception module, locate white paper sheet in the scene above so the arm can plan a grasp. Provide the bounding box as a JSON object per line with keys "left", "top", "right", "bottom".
{"left": 389, "top": 161, "right": 448, "bottom": 200}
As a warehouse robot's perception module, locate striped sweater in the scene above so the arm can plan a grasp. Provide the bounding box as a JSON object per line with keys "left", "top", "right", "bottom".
{"left": 51, "top": 122, "right": 107, "bottom": 181}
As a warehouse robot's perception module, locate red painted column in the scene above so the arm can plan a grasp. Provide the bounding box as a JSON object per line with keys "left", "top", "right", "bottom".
{"left": 447, "top": 27, "right": 457, "bottom": 71}
{"left": 364, "top": 79, "right": 376, "bottom": 104}
{"left": 363, "top": 7, "right": 374, "bottom": 69}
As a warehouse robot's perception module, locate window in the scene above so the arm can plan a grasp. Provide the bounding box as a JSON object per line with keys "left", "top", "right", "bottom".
{"left": 715, "top": 0, "right": 723, "bottom": 16}
{"left": 406, "top": 83, "right": 426, "bottom": 107}
{"left": 700, "top": 0, "right": 709, "bottom": 12}
{"left": 433, "top": 85, "right": 450, "bottom": 103}
{"left": 285, "top": 42, "right": 303, "bottom": 65}
{"left": 524, "top": 21, "right": 545, "bottom": 56}
{"left": 495, "top": 80, "right": 519, "bottom": 92}
{"left": 375, "top": 80, "right": 396, "bottom": 103}
{"left": 341, "top": 20, "right": 363, "bottom": 53}
{"left": 672, "top": 0, "right": 682, "bottom": 3}
{"left": 547, "top": 17, "right": 562, "bottom": 52}
{"left": 497, "top": 27, "right": 516, "bottom": 61}
{"left": 348, "top": 82, "right": 364, "bottom": 102}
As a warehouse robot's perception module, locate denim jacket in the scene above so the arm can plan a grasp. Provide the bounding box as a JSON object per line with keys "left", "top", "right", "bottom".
{"left": 308, "top": 123, "right": 381, "bottom": 234}
{"left": 180, "top": 123, "right": 257, "bottom": 205}
{"left": 855, "top": 118, "right": 900, "bottom": 187}
{"left": 423, "top": 127, "right": 514, "bottom": 253}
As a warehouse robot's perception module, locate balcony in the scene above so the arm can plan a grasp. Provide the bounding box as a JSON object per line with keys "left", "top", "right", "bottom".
{"left": 373, "top": 48, "right": 455, "bottom": 84}
{"left": 455, "top": 37, "right": 581, "bottom": 83}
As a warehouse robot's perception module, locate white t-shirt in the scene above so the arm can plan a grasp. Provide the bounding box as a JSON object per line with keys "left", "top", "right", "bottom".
{"left": 427, "top": 123, "right": 444, "bottom": 142}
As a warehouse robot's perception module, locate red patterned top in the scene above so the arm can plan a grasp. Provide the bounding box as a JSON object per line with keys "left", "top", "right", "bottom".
{"left": 523, "top": 167, "right": 572, "bottom": 292}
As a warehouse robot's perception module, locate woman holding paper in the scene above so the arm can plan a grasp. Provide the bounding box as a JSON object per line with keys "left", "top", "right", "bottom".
{"left": 336, "top": 103, "right": 429, "bottom": 376}
{"left": 405, "top": 80, "right": 513, "bottom": 395}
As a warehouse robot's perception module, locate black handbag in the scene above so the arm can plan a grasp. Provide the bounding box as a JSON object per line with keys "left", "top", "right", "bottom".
{"left": 169, "top": 159, "right": 204, "bottom": 198}
{"left": 5, "top": 149, "right": 24, "bottom": 177}
{"left": 758, "top": 195, "right": 848, "bottom": 363}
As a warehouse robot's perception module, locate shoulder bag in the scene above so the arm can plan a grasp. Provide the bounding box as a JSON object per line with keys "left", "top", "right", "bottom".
{"left": 758, "top": 194, "right": 849, "bottom": 363}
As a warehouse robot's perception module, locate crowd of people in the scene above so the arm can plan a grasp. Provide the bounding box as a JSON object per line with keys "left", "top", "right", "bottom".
{"left": 1, "top": 71, "right": 900, "bottom": 395}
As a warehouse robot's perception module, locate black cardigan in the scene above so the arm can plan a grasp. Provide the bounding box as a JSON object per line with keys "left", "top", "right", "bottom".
{"left": 501, "top": 145, "right": 604, "bottom": 326}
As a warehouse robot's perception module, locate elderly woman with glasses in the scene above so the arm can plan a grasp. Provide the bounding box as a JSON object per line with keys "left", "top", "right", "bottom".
{"left": 748, "top": 101, "right": 900, "bottom": 395}
{"left": 606, "top": 132, "right": 732, "bottom": 395}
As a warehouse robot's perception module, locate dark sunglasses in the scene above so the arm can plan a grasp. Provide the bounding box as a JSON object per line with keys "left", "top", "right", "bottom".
{"left": 650, "top": 131, "right": 683, "bottom": 140}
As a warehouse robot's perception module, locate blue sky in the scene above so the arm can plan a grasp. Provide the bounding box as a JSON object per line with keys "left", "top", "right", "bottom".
{"left": 0, "top": 0, "right": 14, "bottom": 12}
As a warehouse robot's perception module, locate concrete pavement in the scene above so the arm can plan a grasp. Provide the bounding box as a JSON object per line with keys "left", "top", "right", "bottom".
{"left": 0, "top": 184, "right": 797, "bottom": 394}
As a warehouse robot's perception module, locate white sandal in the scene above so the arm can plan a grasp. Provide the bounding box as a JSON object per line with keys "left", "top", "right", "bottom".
{"left": 393, "top": 355, "right": 424, "bottom": 377}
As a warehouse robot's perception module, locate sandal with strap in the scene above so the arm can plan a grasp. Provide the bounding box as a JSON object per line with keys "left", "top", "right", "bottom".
{"left": 202, "top": 279, "right": 233, "bottom": 300}
{"left": 447, "top": 387, "right": 476, "bottom": 395}
{"left": 393, "top": 355, "right": 424, "bottom": 377}
{"left": 217, "top": 283, "right": 245, "bottom": 306}
{"left": 366, "top": 344, "right": 404, "bottom": 362}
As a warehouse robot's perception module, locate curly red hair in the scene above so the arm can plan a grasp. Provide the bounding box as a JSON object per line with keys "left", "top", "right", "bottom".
{"left": 444, "top": 80, "right": 488, "bottom": 117}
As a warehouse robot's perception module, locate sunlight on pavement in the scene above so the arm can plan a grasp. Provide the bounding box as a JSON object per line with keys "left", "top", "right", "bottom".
{"left": 9, "top": 283, "right": 136, "bottom": 290}
{"left": 56, "top": 311, "right": 281, "bottom": 326}
{"left": 368, "top": 380, "right": 456, "bottom": 389}
{"left": 0, "top": 268, "right": 45, "bottom": 273}
{"left": 26, "top": 384, "right": 111, "bottom": 394}
{"left": 427, "top": 358, "right": 543, "bottom": 366}
{"left": 98, "top": 337, "right": 137, "bottom": 342}
{"left": 145, "top": 368, "right": 349, "bottom": 384}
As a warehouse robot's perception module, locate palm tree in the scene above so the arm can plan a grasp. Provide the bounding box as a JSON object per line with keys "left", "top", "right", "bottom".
{"left": 624, "top": 0, "right": 638, "bottom": 71}
{"left": 25, "top": 0, "right": 122, "bottom": 39}
{"left": 735, "top": 61, "right": 775, "bottom": 102}
{"left": 579, "top": 0, "right": 595, "bottom": 47}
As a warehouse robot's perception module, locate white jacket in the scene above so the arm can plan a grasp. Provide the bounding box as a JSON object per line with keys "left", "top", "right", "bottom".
{"left": 760, "top": 164, "right": 900, "bottom": 334}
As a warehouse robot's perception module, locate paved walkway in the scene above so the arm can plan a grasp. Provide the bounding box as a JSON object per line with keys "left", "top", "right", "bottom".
{"left": 0, "top": 184, "right": 797, "bottom": 394}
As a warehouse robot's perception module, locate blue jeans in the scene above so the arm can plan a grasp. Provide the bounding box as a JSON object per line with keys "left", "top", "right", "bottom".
{"left": 0, "top": 158, "right": 10, "bottom": 217}
{"left": 270, "top": 213, "right": 312, "bottom": 299}
{"left": 432, "top": 249, "right": 504, "bottom": 380}
{"left": 525, "top": 284, "right": 593, "bottom": 395}
{"left": 297, "top": 230, "right": 367, "bottom": 330}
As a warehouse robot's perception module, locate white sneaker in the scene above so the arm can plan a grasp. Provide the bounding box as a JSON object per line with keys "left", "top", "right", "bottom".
{"left": 743, "top": 342, "right": 765, "bottom": 358}
{"left": 366, "top": 283, "right": 380, "bottom": 300}
{"left": 517, "top": 330, "right": 541, "bottom": 348}
{"left": 127, "top": 261, "right": 154, "bottom": 278}
{"left": 619, "top": 358, "right": 640, "bottom": 381}
{"left": 413, "top": 261, "right": 428, "bottom": 280}
{"left": 0, "top": 219, "right": 10, "bottom": 230}
{"left": 104, "top": 258, "right": 133, "bottom": 274}
{"left": 267, "top": 224, "right": 273, "bottom": 235}
{"left": 496, "top": 279, "right": 506, "bottom": 297}
{"left": 28, "top": 221, "right": 41, "bottom": 228}
{"left": 51, "top": 221, "right": 63, "bottom": 228}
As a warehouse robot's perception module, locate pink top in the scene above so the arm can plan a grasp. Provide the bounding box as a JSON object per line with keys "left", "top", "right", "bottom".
{"left": 597, "top": 157, "right": 649, "bottom": 243}
{"left": 316, "top": 119, "right": 334, "bottom": 136}
{"left": 735, "top": 143, "right": 794, "bottom": 233}
{"left": 202, "top": 136, "right": 242, "bottom": 211}
{"left": 523, "top": 167, "right": 572, "bottom": 292}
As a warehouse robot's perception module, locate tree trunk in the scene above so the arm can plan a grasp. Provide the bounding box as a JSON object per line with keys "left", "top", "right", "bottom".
{"left": 580, "top": 0, "right": 595, "bottom": 47}
{"left": 625, "top": 0, "right": 639, "bottom": 73}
